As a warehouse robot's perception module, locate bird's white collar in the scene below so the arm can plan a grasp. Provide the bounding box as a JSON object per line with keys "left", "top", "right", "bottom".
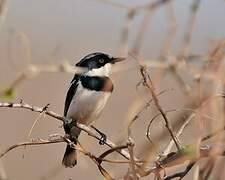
{"left": 85, "top": 63, "right": 112, "bottom": 77}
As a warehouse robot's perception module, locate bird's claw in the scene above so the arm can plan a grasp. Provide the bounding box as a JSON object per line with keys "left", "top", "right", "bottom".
{"left": 90, "top": 125, "right": 107, "bottom": 145}
{"left": 99, "top": 133, "right": 106, "bottom": 145}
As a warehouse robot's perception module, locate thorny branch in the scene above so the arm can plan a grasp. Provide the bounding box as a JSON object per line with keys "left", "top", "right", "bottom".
{"left": 0, "top": 101, "right": 134, "bottom": 162}
{"left": 1, "top": 0, "right": 225, "bottom": 179}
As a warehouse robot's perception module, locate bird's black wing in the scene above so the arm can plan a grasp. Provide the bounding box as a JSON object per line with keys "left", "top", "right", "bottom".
{"left": 64, "top": 75, "right": 79, "bottom": 117}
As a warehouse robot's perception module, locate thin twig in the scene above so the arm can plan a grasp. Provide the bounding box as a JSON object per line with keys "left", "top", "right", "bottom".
{"left": 139, "top": 67, "right": 181, "bottom": 150}
{"left": 0, "top": 137, "right": 65, "bottom": 158}
{"left": 127, "top": 139, "right": 138, "bottom": 180}
{"left": 164, "top": 162, "right": 195, "bottom": 180}
{"left": 141, "top": 145, "right": 225, "bottom": 177}
{"left": 180, "top": 0, "right": 201, "bottom": 59}
{"left": 0, "top": 63, "right": 87, "bottom": 98}
{"left": 0, "top": 147, "right": 7, "bottom": 180}
{"left": 0, "top": 0, "right": 8, "bottom": 32}
{"left": 77, "top": 142, "right": 114, "bottom": 179}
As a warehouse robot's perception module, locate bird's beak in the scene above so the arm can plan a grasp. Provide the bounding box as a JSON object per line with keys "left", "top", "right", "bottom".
{"left": 112, "top": 57, "right": 126, "bottom": 64}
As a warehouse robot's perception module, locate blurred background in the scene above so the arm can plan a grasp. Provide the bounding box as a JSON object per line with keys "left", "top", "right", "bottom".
{"left": 0, "top": 0, "right": 225, "bottom": 179}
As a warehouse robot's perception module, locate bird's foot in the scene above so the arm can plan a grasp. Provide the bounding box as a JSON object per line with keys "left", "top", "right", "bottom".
{"left": 91, "top": 125, "right": 107, "bottom": 145}
{"left": 99, "top": 133, "right": 106, "bottom": 145}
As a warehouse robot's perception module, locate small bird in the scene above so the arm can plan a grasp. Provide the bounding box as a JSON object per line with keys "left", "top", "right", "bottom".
{"left": 62, "top": 52, "right": 125, "bottom": 168}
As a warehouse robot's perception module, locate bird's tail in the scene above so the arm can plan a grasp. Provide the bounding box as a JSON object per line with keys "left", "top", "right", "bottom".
{"left": 62, "top": 142, "right": 77, "bottom": 168}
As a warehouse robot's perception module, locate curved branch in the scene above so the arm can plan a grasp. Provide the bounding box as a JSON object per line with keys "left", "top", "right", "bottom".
{"left": 0, "top": 137, "right": 65, "bottom": 158}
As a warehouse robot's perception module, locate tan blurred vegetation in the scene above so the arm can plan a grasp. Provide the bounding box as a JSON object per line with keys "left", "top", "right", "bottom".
{"left": 0, "top": 0, "right": 225, "bottom": 179}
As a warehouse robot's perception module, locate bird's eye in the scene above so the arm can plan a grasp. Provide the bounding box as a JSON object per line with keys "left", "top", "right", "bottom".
{"left": 99, "top": 59, "right": 105, "bottom": 63}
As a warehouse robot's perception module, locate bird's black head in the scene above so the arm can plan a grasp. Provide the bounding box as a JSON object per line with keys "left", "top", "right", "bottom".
{"left": 76, "top": 52, "right": 125, "bottom": 70}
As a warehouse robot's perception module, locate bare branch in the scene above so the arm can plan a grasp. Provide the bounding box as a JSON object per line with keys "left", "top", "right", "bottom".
{"left": 141, "top": 145, "right": 225, "bottom": 177}
{"left": 0, "top": 101, "right": 135, "bottom": 161}
{"left": 127, "top": 139, "right": 138, "bottom": 180}
{"left": 180, "top": 0, "right": 201, "bottom": 59}
{"left": 0, "top": 147, "right": 7, "bottom": 180}
{"left": 164, "top": 162, "right": 195, "bottom": 180}
{"left": 0, "top": 137, "right": 65, "bottom": 158}
{"left": 139, "top": 66, "right": 181, "bottom": 150}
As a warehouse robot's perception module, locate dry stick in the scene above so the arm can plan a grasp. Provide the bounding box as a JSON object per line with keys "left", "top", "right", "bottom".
{"left": 98, "top": 145, "right": 128, "bottom": 163}
{"left": 142, "top": 0, "right": 173, "bottom": 11}
{"left": 165, "top": 55, "right": 192, "bottom": 95}
{"left": 143, "top": 145, "right": 225, "bottom": 177}
{"left": 157, "top": 94, "right": 225, "bottom": 156}
{"left": 0, "top": 73, "right": 26, "bottom": 98}
{"left": 0, "top": 133, "right": 131, "bottom": 179}
{"left": 205, "top": 44, "right": 225, "bottom": 180}
{"left": 125, "top": 92, "right": 171, "bottom": 178}
{"left": 131, "top": 0, "right": 174, "bottom": 55}
{"left": 94, "top": 0, "right": 129, "bottom": 9}
{"left": 95, "top": 0, "right": 173, "bottom": 12}
{"left": 146, "top": 109, "right": 178, "bottom": 143}
{"left": 160, "top": 2, "right": 192, "bottom": 95}
{"left": 0, "top": 137, "right": 65, "bottom": 158}
{"left": 180, "top": 0, "right": 201, "bottom": 59}
{"left": 142, "top": 116, "right": 225, "bottom": 178}
{"left": 136, "top": 75, "right": 222, "bottom": 176}
{"left": 138, "top": 94, "right": 224, "bottom": 177}
{"left": 101, "top": 159, "right": 144, "bottom": 165}
{"left": 131, "top": 10, "right": 152, "bottom": 55}
{"left": 201, "top": 125, "right": 225, "bottom": 141}
{"left": 125, "top": 91, "right": 171, "bottom": 177}
{"left": 0, "top": 138, "right": 137, "bottom": 180}
{"left": 118, "top": 8, "right": 136, "bottom": 56}
{"left": 0, "top": 63, "right": 87, "bottom": 98}
{"left": 164, "top": 162, "right": 195, "bottom": 180}
{"left": 129, "top": 89, "right": 172, "bottom": 144}
{"left": 160, "top": 110, "right": 197, "bottom": 179}
{"left": 139, "top": 67, "right": 181, "bottom": 151}
{"left": 98, "top": 145, "right": 144, "bottom": 165}
{"left": 127, "top": 139, "right": 138, "bottom": 180}
{"left": 0, "top": 148, "right": 7, "bottom": 180}
{"left": 159, "top": 1, "right": 177, "bottom": 58}
{"left": 199, "top": 158, "right": 215, "bottom": 180}
{"left": 131, "top": 89, "right": 172, "bottom": 125}
{"left": 159, "top": 95, "right": 224, "bottom": 157}
{"left": 146, "top": 107, "right": 212, "bottom": 146}
{"left": 0, "top": 102, "right": 133, "bottom": 161}
{"left": 160, "top": 112, "right": 196, "bottom": 157}
{"left": 77, "top": 143, "right": 114, "bottom": 180}
{"left": 27, "top": 106, "right": 49, "bottom": 139}
{"left": 0, "top": 0, "right": 8, "bottom": 31}
{"left": 173, "top": 0, "right": 202, "bottom": 97}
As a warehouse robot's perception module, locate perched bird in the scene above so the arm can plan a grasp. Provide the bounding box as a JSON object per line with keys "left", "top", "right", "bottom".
{"left": 62, "top": 52, "right": 125, "bottom": 168}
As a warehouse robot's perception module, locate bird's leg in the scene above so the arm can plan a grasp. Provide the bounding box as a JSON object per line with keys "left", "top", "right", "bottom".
{"left": 64, "top": 118, "right": 75, "bottom": 129}
{"left": 64, "top": 117, "right": 73, "bottom": 126}
{"left": 63, "top": 118, "right": 78, "bottom": 140}
{"left": 90, "top": 125, "right": 107, "bottom": 145}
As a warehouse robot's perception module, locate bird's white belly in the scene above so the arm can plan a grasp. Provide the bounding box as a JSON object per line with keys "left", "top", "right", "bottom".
{"left": 66, "top": 85, "right": 111, "bottom": 125}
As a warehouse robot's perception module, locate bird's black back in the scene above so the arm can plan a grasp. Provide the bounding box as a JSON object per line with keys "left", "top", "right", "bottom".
{"left": 64, "top": 75, "right": 79, "bottom": 117}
